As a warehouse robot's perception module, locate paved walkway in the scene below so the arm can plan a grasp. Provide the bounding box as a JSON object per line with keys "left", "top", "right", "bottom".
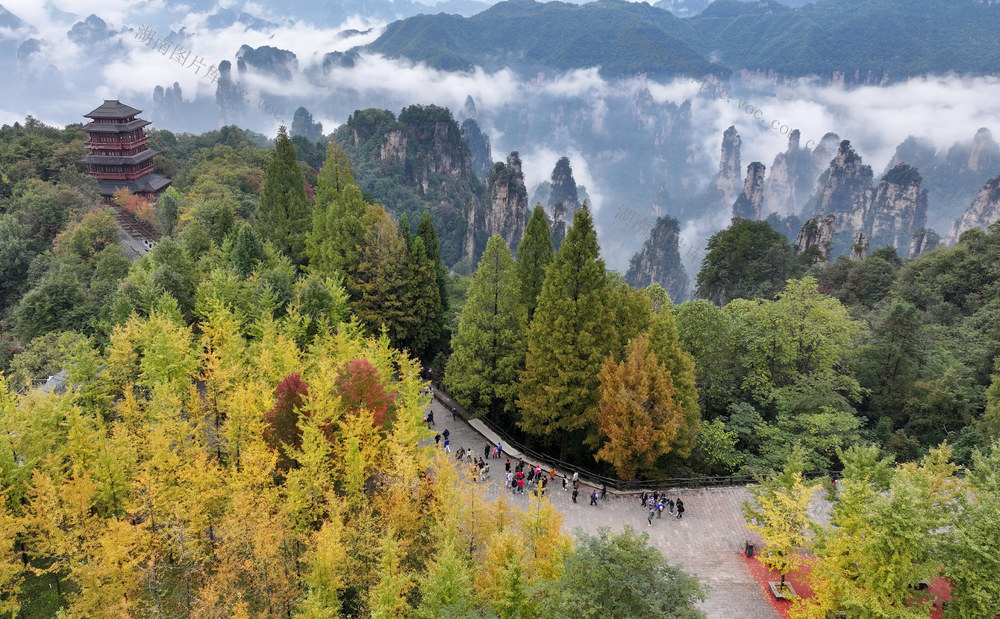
{"left": 422, "top": 397, "right": 784, "bottom": 618}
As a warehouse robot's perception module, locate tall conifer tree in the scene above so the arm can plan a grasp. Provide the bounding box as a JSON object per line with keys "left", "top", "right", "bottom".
{"left": 398, "top": 214, "right": 413, "bottom": 248}
{"left": 401, "top": 236, "right": 443, "bottom": 361}
{"left": 313, "top": 140, "right": 355, "bottom": 205}
{"left": 518, "top": 203, "right": 613, "bottom": 458}
{"left": 595, "top": 334, "right": 680, "bottom": 479}
{"left": 258, "top": 126, "right": 310, "bottom": 265}
{"left": 446, "top": 235, "right": 526, "bottom": 426}
{"left": 649, "top": 301, "right": 701, "bottom": 455}
{"left": 516, "top": 204, "right": 553, "bottom": 321}
{"left": 417, "top": 210, "right": 449, "bottom": 313}
{"left": 307, "top": 184, "right": 368, "bottom": 291}
{"left": 351, "top": 205, "right": 410, "bottom": 347}
{"left": 307, "top": 142, "right": 367, "bottom": 287}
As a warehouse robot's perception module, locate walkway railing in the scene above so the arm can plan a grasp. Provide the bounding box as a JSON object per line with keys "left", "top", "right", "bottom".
{"left": 432, "top": 384, "right": 840, "bottom": 492}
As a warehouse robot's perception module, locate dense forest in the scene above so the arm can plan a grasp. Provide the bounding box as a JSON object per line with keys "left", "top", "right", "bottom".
{"left": 1, "top": 114, "right": 999, "bottom": 615}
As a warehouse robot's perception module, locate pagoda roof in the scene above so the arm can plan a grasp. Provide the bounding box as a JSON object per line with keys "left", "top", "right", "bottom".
{"left": 97, "top": 174, "right": 172, "bottom": 197}
{"left": 78, "top": 148, "right": 158, "bottom": 166}
{"left": 84, "top": 100, "right": 143, "bottom": 120}
{"left": 81, "top": 118, "right": 151, "bottom": 133}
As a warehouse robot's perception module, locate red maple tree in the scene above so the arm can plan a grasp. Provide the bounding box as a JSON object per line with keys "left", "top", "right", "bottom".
{"left": 333, "top": 358, "right": 396, "bottom": 428}
{"left": 263, "top": 373, "right": 310, "bottom": 471}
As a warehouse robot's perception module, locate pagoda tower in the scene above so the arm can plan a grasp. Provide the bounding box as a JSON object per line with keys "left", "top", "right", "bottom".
{"left": 78, "top": 100, "right": 171, "bottom": 203}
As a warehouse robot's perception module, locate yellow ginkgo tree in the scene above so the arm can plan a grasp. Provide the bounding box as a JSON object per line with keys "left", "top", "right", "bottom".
{"left": 742, "top": 446, "right": 818, "bottom": 590}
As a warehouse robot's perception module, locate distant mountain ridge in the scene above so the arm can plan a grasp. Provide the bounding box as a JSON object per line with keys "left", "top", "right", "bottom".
{"left": 364, "top": 0, "right": 1000, "bottom": 80}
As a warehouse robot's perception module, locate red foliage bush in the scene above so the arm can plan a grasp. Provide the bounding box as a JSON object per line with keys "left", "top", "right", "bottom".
{"left": 263, "top": 373, "right": 310, "bottom": 471}
{"left": 333, "top": 358, "right": 396, "bottom": 428}
{"left": 113, "top": 188, "right": 155, "bottom": 227}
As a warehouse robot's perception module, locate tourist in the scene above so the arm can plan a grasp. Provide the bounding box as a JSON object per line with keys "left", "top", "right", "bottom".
{"left": 562, "top": 475, "right": 568, "bottom": 491}
{"left": 572, "top": 488, "right": 579, "bottom": 503}
{"left": 434, "top": 433, "right": 440, "bottom": 446}
{"left": 600, "top": 485, "right": 607, "bottom": 500}
{"left": 444, "top": 438, "right": 450, "bottom": 453}
{"left": 590, "top": 490, "right": 598, "bottom": 505}
{"left": 676, "top": 498, "right": 685, "bottom": 519}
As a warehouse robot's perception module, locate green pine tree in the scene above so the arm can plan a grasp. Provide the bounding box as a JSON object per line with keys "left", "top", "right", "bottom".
{"left": 516, "top": 204, "right": 553, "bottom": 321}
{"left": 984, "top": 357, "right": 1000, "bottom": 440}
{"left": 398, "top": 213, "right": 413, "bottom": 248}
{"left": 518, "top": 203, "right": 613, "bottom": 459}
{"left": 313, "top": 140, "right": 356, "bottom": 206}
{"left": 446, "top": 235, "right": 527, "bottom": 426}
{"left": 607, "top": 272, "right": 654, "bottom": 354}
{"left": 649, "top": 301, "right": 701, "bottom": 456}
{"left": 401, "top": 235, "right": 443, "bottom": 361}
{"left": 257, "top": 126, "right": 311, "bottom": 265}
{"left": 416, "top": 210, "right": 449, "bottom": 314}
{"left": 231, "top": 222, "right": 265, "bottom": 277}
{"left": 307, "top": 183, "right": 369, "bottom": 289}
{"left": 351, "top": 205, "right": 410, "bottom": 348}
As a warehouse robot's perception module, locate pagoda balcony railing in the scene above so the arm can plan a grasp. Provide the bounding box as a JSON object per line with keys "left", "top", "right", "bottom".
{"left": 88, "top": 165, "right": 155, "bottom": 180}
{"left": 84, "top": 135, "right": 150, "bottom": 150}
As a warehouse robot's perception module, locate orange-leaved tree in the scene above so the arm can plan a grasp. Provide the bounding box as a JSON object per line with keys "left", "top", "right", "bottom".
{"left": 112, "top": 188, "right": 154, "bottom": 228}
{"left": 595, "top": 334, "right": 682, "bottom": 479}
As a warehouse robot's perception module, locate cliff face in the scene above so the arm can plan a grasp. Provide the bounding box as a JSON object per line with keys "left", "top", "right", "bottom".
{"left": 625, "top": 215, "right": 690, "bottom": 303}
{"left": 909, "top": 228, "right": 941, "bottom": 257}
{"left": 804, "top": 143, "right": 928, "bottom": 257}
{"left": 795, "top": 213, "right": 835, "bottom": 260}
{"left": 807, "top": 140, "right": 874, "bottom": 221}
{"left": 733, "top": 162, "right": 766, "bottom": 220}
{"left": 888, "top": 128, "right": 1000, "bottom": 234}
{"left": 545, "top": 156, "right": 582, "bottom": 251}
{"left": 550, "top": 200, "right": 568, "bottom": 251}
{"left": 380, "top": 128, "right": 407, "bottom": 165}
{"left": 549, "top": 156, "right": 580, "bottom": 214}
{"left": 867, "top": 164, "right": 927, "bottom": 250}
{"left": 333, "top": 105, "right": 486, "bottom": 267}
{"left": 966, "top": 127, "right": 999, "bottom": 174}
{"left": 715, "top": 126, "right": 742, "bottom": 206}
{"left": 764, "top": 130, "right": 836, "bottom": 217}
{"left": 849, "top": 232, "right": 869, "bottom": 260}
{"left": 461, "top": 118, "right": 492, "bottom": 179}
{"left": 236, "top": 44, "right": 298, "bottom": 81}
{"left": 947, "top": 175, "right": 1000, "bottom": 244}
{"left": 484, "top": 152, "right": 529, "bottom": 253}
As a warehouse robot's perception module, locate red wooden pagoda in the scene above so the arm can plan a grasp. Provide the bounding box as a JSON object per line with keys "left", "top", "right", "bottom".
{"left": 78, "top": 100, "right": 171, "bottom": 203}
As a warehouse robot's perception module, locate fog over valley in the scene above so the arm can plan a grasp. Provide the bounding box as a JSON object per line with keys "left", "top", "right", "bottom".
{"left": 5, "top": 0, "right": 1000, "bottom": 279}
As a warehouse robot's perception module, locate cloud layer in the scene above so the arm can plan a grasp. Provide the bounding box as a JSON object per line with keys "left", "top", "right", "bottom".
{"left": 4, "top": 0, "right": 998, "bottom": 274}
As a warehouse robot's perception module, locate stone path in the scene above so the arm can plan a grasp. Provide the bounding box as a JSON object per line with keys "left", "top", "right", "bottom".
{"left": 422, "top": 396, "right": 780, "bottom": 618}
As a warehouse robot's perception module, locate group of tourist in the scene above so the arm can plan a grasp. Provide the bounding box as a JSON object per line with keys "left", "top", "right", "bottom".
{"left": 429, "top": 402, "right": 693, "bottom": 533}
{"left": 470, "top": 457, "right": 490, "bottom": 482}
{"left": 505, "top": 459, "right": 550, "bottom": 495}
{"left": 640, "top": 491, "right": 685, "bottom": 525}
